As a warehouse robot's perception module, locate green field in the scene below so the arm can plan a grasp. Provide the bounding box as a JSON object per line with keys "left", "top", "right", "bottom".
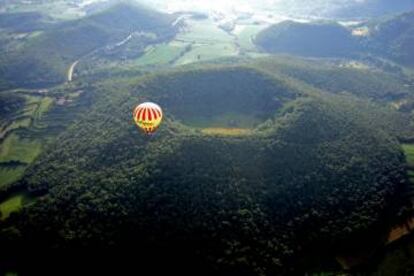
{"left": 176, "top": 19, "right": 234, "bottom": 44}
{"left": 0, "top": 94, "right": 53, "bottom": 187}
{"left": 201, "top": 128, "right": 252, "bottom": 136}
{"left": 0, "top": 193, "right": 34, "bottom": 220}
{"left": 0, "top": 134, "right": 41, "bottom": 164}
{"left": 134, "top": 41, "right": 189, "bottom": 66}
{"left": 1, "top": 118, "right": 32, "bottom": 138}
{"left": 402, "top": 144, "right": 414, "bottom": 165}
{"left": 173, "top": 18, "right": 238, "bottom": 64}
{"left": 133, "top": 20, "right": 264, "bottom": 67}
{"left": 11, "top": 95, "right": 53, "bottom": 123}
{"left": 402, "top": 144, "right": 414, "bottom": 182}
{"left": 34, "top": 97, "right": 53, "bottom": 120}
{"left": 181, "top": 112, "right": 262, "bottom": 129}
{"left": 0, "top": 167, "right": 26, "bottom": 188}
{"left": 175, "top": 42, "right": 238, "bottom": 65}
{"left": 0, "top": 194, "right": 23, "bottom": 220}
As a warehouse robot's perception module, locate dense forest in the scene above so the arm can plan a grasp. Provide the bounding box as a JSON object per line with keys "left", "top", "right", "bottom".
{"left": 0, "top": 63, "right": 412, "bottom": 274}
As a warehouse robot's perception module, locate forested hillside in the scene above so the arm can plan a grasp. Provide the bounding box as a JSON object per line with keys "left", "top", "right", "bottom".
{"left": 255, "top": 21, "right": 360, "bottom": 58}
{"left": 255, "top": 10, "right": 414, "bottom": 69}
{"left": 0, "top": 64, "right": 411, "bottom": 274}
{"left": 252, "top": 57, "right": 411, "bottom": 100}
{"left": 368, "top": 11, "right": 414, "bottom": 66}
{"left": 0, "top": 12, "right": 52, "bottom": 32}
{"left": 0, "top": 2, "right": 177, "bottom": 88}
{"left": 331, "top": 0, "right": 414, "bottom": 18}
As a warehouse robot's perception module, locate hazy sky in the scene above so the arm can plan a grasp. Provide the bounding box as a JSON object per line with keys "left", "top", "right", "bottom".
{"left": 75, "top": 0, "right": 413, "bottom": 19}
{"left": 130, "top": 0, "right": 384, "bottom": 18}
{"left": 135, "top": 0, "right": 367, "bottom": 12}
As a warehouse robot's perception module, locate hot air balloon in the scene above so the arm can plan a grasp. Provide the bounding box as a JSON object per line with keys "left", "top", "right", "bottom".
{"left": 133, "top": 102, "right": 163, "bottom": 135}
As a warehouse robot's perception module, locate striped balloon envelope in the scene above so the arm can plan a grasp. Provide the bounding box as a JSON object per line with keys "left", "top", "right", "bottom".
{"left": 133, "top": 102, "right": 163, "bottom": 134}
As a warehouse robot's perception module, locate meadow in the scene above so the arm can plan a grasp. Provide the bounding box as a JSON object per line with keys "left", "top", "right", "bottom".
{"left": 0, "top": 192, "right": 34, "bottom": 220}
{"left": 0, "top": 94, "right": 52, "bottom": 187}
{"left": 134, "top": 41, "right": 189, "bottom": 66}
{"left": 403, "top": 144, "right": 414, "bottom": 181}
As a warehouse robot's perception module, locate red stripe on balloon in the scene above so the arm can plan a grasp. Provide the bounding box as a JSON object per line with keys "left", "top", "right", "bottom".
{"left": 143, "top": 108, "right": 147, "bottom": 121}
{"left": 151, "top": 108, "right": 158, "bottom": 120}
{"left": 147, "top": 108, "right": 152, "bottom": 121}
{"left": 136, "top": 108, "right": 143, "bottom": 121}
{"left": 137, "top": 108, "right": 143, "bottom": 120}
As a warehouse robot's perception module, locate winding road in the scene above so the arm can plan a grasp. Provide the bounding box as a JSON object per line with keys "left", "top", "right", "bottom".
{"left": 67, "top": 60, "right": 79, "bottom": 82}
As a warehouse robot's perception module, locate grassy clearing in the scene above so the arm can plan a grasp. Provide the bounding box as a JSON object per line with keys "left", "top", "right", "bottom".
{"left": 19, "top": 96, "right": 52, "bottom": 120}
{"left": 0, "top": 194, "right": 24, "bottom": 220}
{"left": 0, "top": 192, "right": 34, "bottom": 220}
{"left": 1, "top": 94, "right": 52, "bottom": 136}
{"left": 0, "top": 118, "right": 32, "bottom": 138}
{"left": 201, "top": 128, "right": 252, "bottom": 136}
{"left": 402, "top": 144, "right": 414, "bottom": 165}
{"left": 0, "top": 134, "right": 41, "bottom": 164}
{"left": 0, "top": 94, "right": 51, "bottom": 188}
{"left": 0, "top": 167, "right": 26, "bottom": 188}
{"left": 134, "top": 42, "right": 189, "bottom": 66}
{"left": 175, "top": 42, "right": 238, "bottom": 65}
{"left": 22, "top": 103, "right": 38, "bottom": 117}
{"left": 402, "top": 144, "right": 414, "bottom": 183}
{"left": 34, "top": 97, "right": 53, "bottom": 120}
{"left": 182, "top": 112, "right": 262, "bottom": 129}
{"left": 172, "top": 18, "right": 238, "bottom": 64}
{"left": 176, "top": 19, "right": 234, "bottom": 44}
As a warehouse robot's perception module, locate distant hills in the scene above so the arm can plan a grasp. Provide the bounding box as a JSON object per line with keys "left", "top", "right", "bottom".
{"left": 255, "top": 21, "right": 360, "bottom": 58}
{"left": 0, "top": 2, "right": 177, "bottom": 88}
{"left": 368, "top": 10, "right": 414, "bottom": 66}
{"left": 332, "top": 0, "right": 414, "bottom": 18}
{"left": 278, "top": 0, "right": 414, "bottom": 18}
{"left": 255, "top": 10, "right": 414, "bottom": 67}
{"left": 0, "top": 12, "right": 53, "bottom": 33}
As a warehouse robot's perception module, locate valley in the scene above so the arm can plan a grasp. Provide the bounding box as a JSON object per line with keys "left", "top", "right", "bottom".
{"left": 1, "top": 1, "right": 414, "bottom": 275}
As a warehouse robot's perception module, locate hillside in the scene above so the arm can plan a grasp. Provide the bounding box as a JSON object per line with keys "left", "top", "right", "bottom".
{"left": 0, "top": 2, "right": 177, "bottom": 88}
{"left": 0, "top": 12, "right": 52, "bottom": 32}
{"left": 254, "top": 11, "right": 414, "bottom": 68}
{"left": 252, "top": 57, "right": 411, "bottom": 100}
{"left": 367, "top": 11, "right": 414, "bottom": 67}
{"left": 255, "top": 21, "right": 360, "bottom": 58}
{"left": 331, "top": 0, "right": 414, "bottom": 18}
{"left": 0, "top": 64, "right": 410, "bottom": 274}
{"left": 262, "top": 0, "right": 414, "bottom": 19}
